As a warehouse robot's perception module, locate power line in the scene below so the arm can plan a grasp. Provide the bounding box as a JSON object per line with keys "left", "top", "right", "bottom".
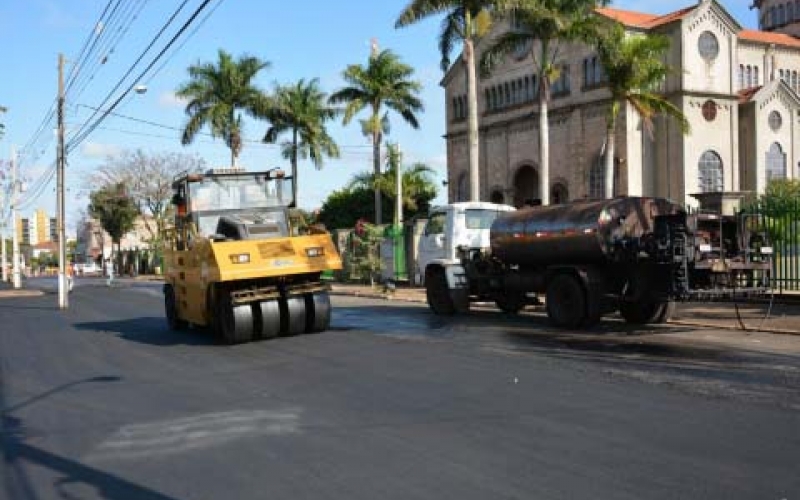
{"left": 67, "top": 0, "right": 196, "bottom": 151}
{"left": 68, "top": 0, "right": 219, "bottom": 151}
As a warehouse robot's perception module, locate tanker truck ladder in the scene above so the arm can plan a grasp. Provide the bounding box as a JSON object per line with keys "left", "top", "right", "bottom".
{"left": 671, "top": 228, "right": 691, "bottom": 299}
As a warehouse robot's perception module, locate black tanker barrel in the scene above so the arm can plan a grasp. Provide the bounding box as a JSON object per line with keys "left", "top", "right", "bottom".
{"left": 490, "top": 197, "right": 684, "bottom": 267}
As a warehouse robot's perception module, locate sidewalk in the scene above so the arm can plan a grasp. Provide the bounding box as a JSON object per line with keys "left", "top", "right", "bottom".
{"left": 329, "top": 283, "right": 800, "bottom": 335}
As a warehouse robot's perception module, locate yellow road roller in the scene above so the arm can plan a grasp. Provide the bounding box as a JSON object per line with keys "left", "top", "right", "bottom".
{"left": 162, "top": 167, "right": 342, "bottom": 343}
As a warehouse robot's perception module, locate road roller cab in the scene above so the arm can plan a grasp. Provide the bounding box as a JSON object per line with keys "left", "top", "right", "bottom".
{"left": 162, "top": 167, "right": 342, "bottom": 343}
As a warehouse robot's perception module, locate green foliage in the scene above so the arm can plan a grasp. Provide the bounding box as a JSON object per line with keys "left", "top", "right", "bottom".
{"left": 345, "top": 220, "right": 385, "bottom": 284}
{"left": 594, "top": 21, "right": 689, "bottom": 136}
{"left": 88, "top": 183, "right": 139, "bottom": 245}
{"left": 744, "top": 179, "right": 800, "bottom": 245}
{"left": 262, "top": 78, "right": 340, "bottom": 203}
{"left": 0, "top": 105, "right": 6, "bottom": 140}
{"left": 175, "top": 49, "right": 270, "bottom": 166}
{"left": 317, "top": 186, "right": 391, "bottom": 229}
{"left": 330, "top": 49, "right": 423, "bottom": 223}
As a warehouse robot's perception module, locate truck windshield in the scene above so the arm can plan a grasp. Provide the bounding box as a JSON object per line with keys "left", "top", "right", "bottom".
{"left": 189, "top": 174, "right": 294, "bottom": 212}
{"left": 464, "top": 209, "right": 505, "bottom": 230}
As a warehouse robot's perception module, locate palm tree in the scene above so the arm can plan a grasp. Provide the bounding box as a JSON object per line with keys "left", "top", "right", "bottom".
{"left": 330, "top": 49, "right": 423, "bottom": 225}
{"left": 176, "top": 49, "right": 270, "bottom": 168}
{"left": 481, "top": 0, "right": 609, "bottom": 205}
{"left": 595, "top": 21, "right": 689, "bottom": 198}
{"left": 263, "top": 78, "right": 341, "bottom": 206}
{"left": 348, "top": 145, "right": 438, "bottom": 218}
{"left": 396, "top": 0, "right": 499, "bottom": 203}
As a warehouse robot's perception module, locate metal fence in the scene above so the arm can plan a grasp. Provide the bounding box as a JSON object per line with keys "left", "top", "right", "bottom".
{"left": 740, "top": 199, "right": 800, "bottom": 292}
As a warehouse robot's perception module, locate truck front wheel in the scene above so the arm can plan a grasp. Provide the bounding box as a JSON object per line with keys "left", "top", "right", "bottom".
{"left": 546, "top": 274, "right": 587, "bottom": 328}
{"left": 425, "top": 267, "right": 455, "bottom": 315}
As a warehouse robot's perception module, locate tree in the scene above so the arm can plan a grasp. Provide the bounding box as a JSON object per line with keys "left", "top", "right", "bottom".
{"left": 0, "top": 105, "right": 6, "bottom": 140}
{"left": 329, "top": 48, "right": 423, "bottom": 225}
{"left": 88, "top": 149, "right": 206, "bottom": 249}
{"left": 396, "top": 0, "right": 499, "bottom": 203}
{"left": 263, "top": 78, "right": 340, "bottom": 206}
{"left": 88, "top": 183, "right": 139, "bottom": 272}
{"left": 317, "top": 186, "right": 390, "bottom": 230}
{"left": 481, "top": 0, "right": 609, "bottom": 205}
{"left": 594, "top": 21, "right": 689, "bottom": 198}
{"left": 348, "top": 143, "right": 438, "bottom": 222}
{"left": 175, "top": 49, "right": 270, "bottom": 167}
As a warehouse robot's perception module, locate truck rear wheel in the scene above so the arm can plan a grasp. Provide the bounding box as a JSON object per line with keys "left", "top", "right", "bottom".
{"left": 619, "top": 299, "right": 673, "bottom": 325}
{"left": 495, "top": 292, "right": 527, "bottom": 314}
{"left": 214, "top": 293, "right": 254, "bottom": 344}
{"left": 164, "top": 285, "right": 187, "bottom": 331}
{"left": 546, "top": 274, "right": 587, "bottom": 328}
{"left": 280, "top": 296, "right": 307, "bottom": 336}
{"left": 305, "top": 292, "right": 331, "bottom": 333}
{"left": 425, "top": 267, "right": 456, "bottom": 315}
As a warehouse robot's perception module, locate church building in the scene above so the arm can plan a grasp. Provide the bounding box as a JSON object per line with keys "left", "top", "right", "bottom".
{"left": 442, "top": 0, "right": 800, "bottom": 208}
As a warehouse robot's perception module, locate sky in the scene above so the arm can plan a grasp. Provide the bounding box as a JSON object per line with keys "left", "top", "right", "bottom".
{"left": 0, "top": 0, "right": 757, "bottom": 233}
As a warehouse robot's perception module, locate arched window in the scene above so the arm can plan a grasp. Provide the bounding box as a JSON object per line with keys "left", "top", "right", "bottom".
{"left": 789, "top": 2, "right": 795, "bottom": 22}
{"left": 766, "top": 142, "right": 787, "bottom": 182}
{"left": 794, "top": 71, "right": 799, "bottom": 91}
{"left": 746, "top": 66, "right": 753, "bottom": 87}
{"left": 532, "top": 74, "right": 539, "bottom": 97}
{"left": 771, "top": 6, "right": 777, "bottom": 26}
{"left": 491, "top": 87, "right": 498, "bottom": 110}
{"left": 797, "top": 0, "right": 800, "bottom": 20}
{"left": 589, "top": 156, "right": 605, "bottom": 199}
{"left": 754, "top": 66, "right": 760, "bottom": 85}
{"left": 484, "top": 89, "right": 491, "bottom": 112}
{"left": 524, "top": 76, "right": 531, "bottom": 101}
{"left": 779, "top": 4, "right": 786, "bottom": 25}
{"left": 583, "top": 58, "right": 590, "bottom": 86}
{"left": 456, "top": 172, "right": 469, "bottom": 202}
{"left": 738, "top": 65, "right": 745, "bottom": 90}
{"left": 504, "top": 83, "right": 511, "bottom": 107}
{"left": 698, "top": 150, "right": 724, "bottom": 193}
{"left": 551, "top": 183, "right": 569, "bottom": 204}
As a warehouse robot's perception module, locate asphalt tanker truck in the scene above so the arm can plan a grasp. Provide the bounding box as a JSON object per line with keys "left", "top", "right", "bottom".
{"left": 162, "top": 168, "right": 342, "bottom": 343}
{"left": 418, "top": 197, "right": 773, "bottom": 328}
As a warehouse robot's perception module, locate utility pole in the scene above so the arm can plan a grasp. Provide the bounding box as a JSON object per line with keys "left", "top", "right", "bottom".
{"left": 57, "top": 53, "right": 68, "bottom": 308}
{"left": 11, "top": 146, "right": 20, "bottom": 289}
{"left": 392, "top": 145, "right": 406, "bottom": 282}
{"left": 1, "top": 183, "right": 6, "bottom": 283}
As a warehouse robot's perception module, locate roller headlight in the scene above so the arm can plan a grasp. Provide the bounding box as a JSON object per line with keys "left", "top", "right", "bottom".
{"left": 699, "top": 244, "right": 712, "bottom": 253}
{"left": 305, "top": 247, "right": 325, "bottom": 257}
{"left": 229, "top": 253, "right": 251, "bottom": 264}
{"left": 760, "top": 246, "right": 774, "bottom": 255}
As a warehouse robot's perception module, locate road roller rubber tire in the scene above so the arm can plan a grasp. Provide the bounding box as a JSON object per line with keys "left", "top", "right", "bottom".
{"left": 164, "top": 285, "right": 187, "bottom": 331}
{"left": 305, "top": 292, "right": 331, "bottom": 333}
{"left": 215, "top": 293, "right": 255, "bottom": 344}
{"left": 257, "top": 299, "right": 282, "bottom": 339}
{"left": 280, "top": 296, "right": 307, "bottom": 336}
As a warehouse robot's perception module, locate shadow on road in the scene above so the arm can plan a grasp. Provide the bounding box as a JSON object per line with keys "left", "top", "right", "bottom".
{"left": 72, "top": 317, "right": 218, "bottom": 346}
{"left": 1, "top": 374, "right": 181, "bottom": 500}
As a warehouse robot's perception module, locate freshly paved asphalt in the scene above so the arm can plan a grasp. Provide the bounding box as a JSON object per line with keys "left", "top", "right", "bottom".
{"left": 0, "top": 278, "right": 798, "bottom": 500}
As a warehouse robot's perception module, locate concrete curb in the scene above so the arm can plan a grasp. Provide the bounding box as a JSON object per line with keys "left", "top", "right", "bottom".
{"left": 330, "top": 287, "right": 800, "bottom": 336}
{"left": 0, "top": 289, "right": 45, "bottom": 298}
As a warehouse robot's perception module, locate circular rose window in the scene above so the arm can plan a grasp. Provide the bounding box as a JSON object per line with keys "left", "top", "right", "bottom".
{"left": 769, "top": 110, "right": 783, "bottom": 131}
{"left": 702, "top": 100, "right": 718, "bottom": 121}
{"left": 698, "top": 31, "right": 719, "bottom": 61}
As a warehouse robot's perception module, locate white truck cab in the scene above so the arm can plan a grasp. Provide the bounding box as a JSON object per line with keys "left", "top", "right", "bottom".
{"left": 417, "top": 202, "right": 516, "bottom": 282}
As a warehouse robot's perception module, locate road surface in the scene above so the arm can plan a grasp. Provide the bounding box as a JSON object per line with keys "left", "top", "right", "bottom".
{"left": 1, "top": 278, "right": 798, "bottom": 500}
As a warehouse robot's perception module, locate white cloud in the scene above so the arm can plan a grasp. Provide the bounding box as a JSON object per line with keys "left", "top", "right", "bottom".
{"left": 81, "top": 142, "right": 122, "bottom": 159}
{"left": 158, "top": 91, "right": 187, "bottom": 109}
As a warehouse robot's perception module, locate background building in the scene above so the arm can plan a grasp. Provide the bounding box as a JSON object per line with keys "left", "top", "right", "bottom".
{"left": 443, "top": 0, "right": 800, "bottom": 208}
